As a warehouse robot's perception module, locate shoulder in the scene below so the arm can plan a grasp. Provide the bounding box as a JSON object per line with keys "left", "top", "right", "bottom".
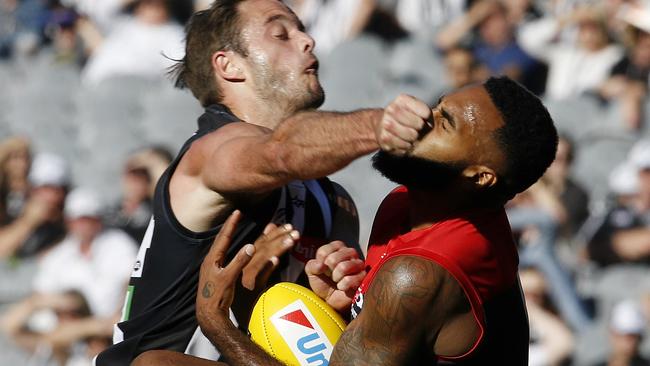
{"left": 179, "top": 121, "right": 270, "bottom": 174}
{"left": 39, "top": 237, "right": 76, "bottom": 263}
{"left": 365, "top": 255, "right": 465, "bottom": 319}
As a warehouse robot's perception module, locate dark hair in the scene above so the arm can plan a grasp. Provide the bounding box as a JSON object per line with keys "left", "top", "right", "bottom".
{"left": 485, "top": 76, "right": 558, "bottom": 202}
{"left": 169, "top": 0, "right": 248, "bottom": 107}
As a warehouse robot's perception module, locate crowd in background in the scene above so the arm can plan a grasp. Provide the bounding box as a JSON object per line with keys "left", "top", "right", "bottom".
{"left": 2, "top": 0, "right": 650, "bottom": 365}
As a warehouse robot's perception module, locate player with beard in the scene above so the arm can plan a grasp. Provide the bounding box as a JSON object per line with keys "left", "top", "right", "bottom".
{"left": 95, "top": 0, "right": 433, "bottom": 365}
{"left": 175, "top": 76, "right": 558, "bottom": 365}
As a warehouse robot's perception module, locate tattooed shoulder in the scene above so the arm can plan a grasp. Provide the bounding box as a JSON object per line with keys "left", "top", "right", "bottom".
{"left": 330, "top": 256, "right": 448, "bottom": 366}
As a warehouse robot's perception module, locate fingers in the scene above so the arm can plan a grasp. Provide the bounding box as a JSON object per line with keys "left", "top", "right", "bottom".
{"left": 263, "top": 223, "right": 277, "bottom": 235}
{"left": 207, "top": 210, "right": 242, "bottom": 263}
{"left": 378, "top": 94, "right": 431, "bottom": 155}
{"left": 323, "top": 247, "right": 359, "bottom": 272}
{"left": 305, "top": 258, "right": 327, "bottom": 276}
{"left": 241, "top": 224, "right": 299, "bottom": 290}
{"left": 257, "top": 223, "right": 297, "bottom": 246}
{"left": 224, "top": 244, "right": 255, "bottom": 280}
{"left": 315, "top": 240, "right": 346, "bottom": 261}
{"left": 331, "top": 258, "right": 365, "bottom": 283}
{"left": 337, "top": 271, "right": 366, "bottom": 292}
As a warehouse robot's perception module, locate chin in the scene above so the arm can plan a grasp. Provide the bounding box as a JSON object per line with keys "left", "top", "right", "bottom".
{"left": 296, "top": 84, "right": 325, "bottom": 110}
{"left": 371, "top": 151, "right": 464, "bottom": 191}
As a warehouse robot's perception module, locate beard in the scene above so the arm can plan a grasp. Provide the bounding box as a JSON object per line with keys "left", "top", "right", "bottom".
{"left": 371, "top": 151, "right": 466, "bottom": 191}
{"left": 249, "top": 56, "right": 325, "bottom": 112}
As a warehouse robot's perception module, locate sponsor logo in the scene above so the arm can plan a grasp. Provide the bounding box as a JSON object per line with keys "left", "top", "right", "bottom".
{"left": 291, "top": 236, "right": 325, "bottom": 263}
{"left": 270, "top": 300, "right": 333, "bottom": 366}
{"left": 351, "top": 289, "right": 364, "bottom": 320}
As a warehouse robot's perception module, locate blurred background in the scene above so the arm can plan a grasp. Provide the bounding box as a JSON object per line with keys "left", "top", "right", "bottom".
{"left": 3, "top": 0, "right": 650, "bottom": 365}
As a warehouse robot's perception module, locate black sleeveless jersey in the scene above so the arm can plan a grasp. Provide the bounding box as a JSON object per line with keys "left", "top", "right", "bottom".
{"left": 95, "top": 105, "right": 360, "bottom": 366}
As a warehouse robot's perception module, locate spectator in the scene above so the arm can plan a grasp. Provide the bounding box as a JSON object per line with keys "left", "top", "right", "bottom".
{"left": 0, "top": 0, "right": 48, "bottom": 59}
{"left": 44, "top": 6, "right": 84, "bottom": 66}
{"left": 0, "top": 153, "right": 69, "bottom": 259}
{"left": 104, "top": 146, "right": 173, "bottom": 242}
{"left": 507, "top": 136, "right": 592, "bottom": 332}
{"left": 286, "top": 0, "right": 377, "bottom": 55}
{"left": 0, "top": 290, "right": 104, "bottom": 366}
{"left": 501, "top": 0, "right": 543, "bottom": 27}
{"left": 0, "top": 188, "right": 136, "bottom": 365}
{"left": 33, "top": 187, "right": 137, "bottom": 317}
{"left": 436, "top": 0, "right": 542, "bottom": 93}
{"left": 441, "top": 46, "right": 487, "bottom": 91}
{"left": 601, "top": 5, "right": 650, "bottom": 130}
{"left": 537, "top": 134, "right": 590, "bottom": 240}
{"left": 80, "top": 0, "right": 185, "bottom": 85}
{"left": 521, "top": 267, "right": 575, "bottom": 366}
{"left": 519, "top": 5, "right": 623, "bottom": 100}
{"left": 393, "top": 0, "right": 468, "bottom": 37}
{"left": 0, "top": 137, "right": 31, "bottom": 225}
{"left": 588, "top": 139, "right": 650, "bottom": 267}
{"left": 593, "top": 299, "right": 650, "bottom": 366}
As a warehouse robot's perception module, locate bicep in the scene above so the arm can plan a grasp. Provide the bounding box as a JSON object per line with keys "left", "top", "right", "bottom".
{"left": 191, "top": 124, "right": 292, "bottom": 195}
{"left": 330, "top": 257, "right": 445, "bottom": 365}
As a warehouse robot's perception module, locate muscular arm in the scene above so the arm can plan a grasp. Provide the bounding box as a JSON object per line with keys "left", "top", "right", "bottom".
{"left": 330, "top": 256, "right": 453, "bottom": 366}
{"left": 200, "top": 109, "right": 381, "bottom": 195}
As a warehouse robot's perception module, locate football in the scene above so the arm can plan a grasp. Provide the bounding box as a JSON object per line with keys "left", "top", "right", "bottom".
{"left": 248, "top": 282, "right": 347, "bottom": 366}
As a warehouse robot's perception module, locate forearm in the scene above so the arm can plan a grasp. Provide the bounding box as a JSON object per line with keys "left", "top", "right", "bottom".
{"left": 518, "top": 17, "right": 560, "bottom": 61}
{"left": 209, "top": 109, "right": 381, "bottom": 194}
{"left": 435, "top": 14, "right": 478, "bottom": 50}
{"left": 526, "top": 304, "right": 574, "bottom": 364}
{"left": 0, "top": 295, "right": 39, "bottom": 336}
{"left": 271, "top": 109, "right": 380, "bottom": 180}
{"left": 0, "top": 218, "right": 37, "bottom": 258}
{"left": 200, "top": 318, "right": 284, "bottom": 366}
{"left": 612, "top": 229, "right": 650, "bottom": 260}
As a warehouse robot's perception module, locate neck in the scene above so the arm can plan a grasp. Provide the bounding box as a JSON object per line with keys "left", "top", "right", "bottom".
{"left": 407, "top": 188, "right": 465, "bottom": 230}
{"left": 223, "top": 94, "right": 294, "bottom": 130}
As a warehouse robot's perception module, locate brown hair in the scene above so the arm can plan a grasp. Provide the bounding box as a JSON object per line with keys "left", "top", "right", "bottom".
{"left": 170, "top": 0, "right": 249, "bottom": 107}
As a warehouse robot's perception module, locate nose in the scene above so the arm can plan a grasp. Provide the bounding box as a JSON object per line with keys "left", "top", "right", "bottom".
{"left": 298, "top": 31, "right": 315, "bottom": 53}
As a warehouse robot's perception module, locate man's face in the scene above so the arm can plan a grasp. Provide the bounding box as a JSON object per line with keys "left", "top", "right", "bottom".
{"left": 237, "top": 0, "right": 324, "bottom": 112}
{"left": 374, "top": 85, "right": 506, "bottom": 192}
{"left": 444, "top": 49, "right": 474, "bottom": 90}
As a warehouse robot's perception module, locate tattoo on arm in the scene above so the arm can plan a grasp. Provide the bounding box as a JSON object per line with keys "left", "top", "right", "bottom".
{"left": 330, "top": 256, "right": 445, "bottom": 366}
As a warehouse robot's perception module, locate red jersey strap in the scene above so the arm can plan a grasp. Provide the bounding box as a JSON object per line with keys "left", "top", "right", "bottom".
{"left": 372, "top": 247, "right": 486, "bottom": 361}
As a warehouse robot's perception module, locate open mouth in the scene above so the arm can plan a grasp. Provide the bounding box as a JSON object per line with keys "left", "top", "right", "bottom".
{"left": 305, "top": 59, "right": 319, "bottom": 74}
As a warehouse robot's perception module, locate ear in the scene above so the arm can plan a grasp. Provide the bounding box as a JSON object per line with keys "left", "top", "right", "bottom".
{"left": 462, "top": 165, "right": 498, "bottom": 189}
{"left": 211, "top": 50, "right": 245, "bottom": 82}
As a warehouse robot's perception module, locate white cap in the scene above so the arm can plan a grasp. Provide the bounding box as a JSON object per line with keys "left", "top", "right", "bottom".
{"left": 609, "top": 161, "right": 640, "bottom": 196}
{"left": 28, "top": 153, "right": 70, "bottom": 188}
{"left": 64, "top": 188, "right": 104, "bottom": 219}
{"left": 610, "top": 300, "right": 646, "bottom": 335}
{"left": 618, "top": 4, "right": 650, "bottom": 34}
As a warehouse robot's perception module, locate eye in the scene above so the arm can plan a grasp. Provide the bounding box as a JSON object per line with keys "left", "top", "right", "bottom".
{"left": 274, "top": 32, "right": 288, "bottom": 40}
{"left": 271, "top": 25, "right": 289, "bottom": 40}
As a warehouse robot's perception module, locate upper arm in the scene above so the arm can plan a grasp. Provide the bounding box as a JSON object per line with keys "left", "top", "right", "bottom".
{"left": 185, "top": 122, "right": 293, "bottom": 195}
{"left": 330, "top": 256, "right": 451, "bottom": 366}
{"left": 174, "top": 121, "right": 298, "bottom": 199}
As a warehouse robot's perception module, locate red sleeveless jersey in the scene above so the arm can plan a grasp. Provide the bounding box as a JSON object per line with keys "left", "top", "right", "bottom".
{"left": 351, "top": 186, "right": 522, "bottom": 362}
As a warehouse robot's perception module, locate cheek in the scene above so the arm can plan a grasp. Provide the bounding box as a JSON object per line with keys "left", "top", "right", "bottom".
{"left": 413, "top": 134, "right": 465, "bottom": 161}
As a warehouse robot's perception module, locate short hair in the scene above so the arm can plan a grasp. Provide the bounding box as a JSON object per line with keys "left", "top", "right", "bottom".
{"left": 485, "top": 76, "right": 558, "bottom": 202}
{"left": 169, "top": 0, "right": 248, "bottom": 107}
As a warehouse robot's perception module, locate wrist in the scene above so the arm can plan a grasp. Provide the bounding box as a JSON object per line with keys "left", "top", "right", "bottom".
{"left": 198, "top": 309, "right": 234, "bottom": 336}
